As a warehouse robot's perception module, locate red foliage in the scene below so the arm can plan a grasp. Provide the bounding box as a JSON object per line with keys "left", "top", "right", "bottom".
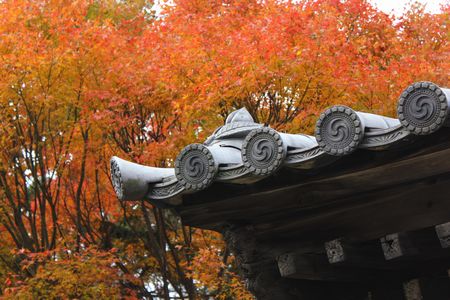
{"left": 0, "top": 0, "right": 447, "bottom": 298}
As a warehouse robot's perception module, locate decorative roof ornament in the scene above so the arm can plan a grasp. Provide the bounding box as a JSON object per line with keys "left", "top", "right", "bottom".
{"left": 315, "top": 106, "right": 364, "bottom": 156}
{"left": 398, "top": 81, "right": 450, "bottom": 135}
{"left": 315, "top": 105, "right": 400, "bottom": 156}
{"left": 110, "top": 82, "right": 450, "bottom": 207}
{"left": 225, "top": 107, "right": 254, "bottom": 124}
{"left": 241, "top": 127, "right": 285, "bottom": 176}
{"left": 204, "top": 107, "right": 262, "bottom": 145}
{"left": 110, "top": 156, "right": 175, "bottom": 201}
{"left": 175, "top": 144, "right": 217, "bottom": 191}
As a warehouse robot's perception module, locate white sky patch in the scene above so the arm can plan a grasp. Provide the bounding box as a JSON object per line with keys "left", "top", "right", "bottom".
{"left": 151, "top": 0, "right": 173, "bottom": 17}
{"left": 370, "top": 0, "right": 448, "bottom": 15}
{"left": 151, "top": 0, "right": 447, "bottom": 17}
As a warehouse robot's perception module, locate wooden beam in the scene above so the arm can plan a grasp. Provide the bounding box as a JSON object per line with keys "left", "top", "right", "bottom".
{"left": 325, "top": 238, "right": 386, "bottom": 267}
{"left": 251, "top": 175, "right": 450, "bottom": 245}
{"left": 381, "top": 226, "right": 450, "bottom": 261}
{"left": 178, "top": 136, "right": 450, "bottom": 230}
{"left": 277, "top": 253, "right": 367, "bottom": 282}
{"left": 277, "top": 252, "right": 396, "bottom": 283}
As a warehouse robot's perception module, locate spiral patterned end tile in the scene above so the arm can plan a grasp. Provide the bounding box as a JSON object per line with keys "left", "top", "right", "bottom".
{"left": 241, "top": 127, "right": 285, "bottom": 176}
{"left": 175, "top": 144, "right": 217, "bottom": 191}
{"left": 315, "top": 105, "right": 364, "bottom": 156}
{"left": 397, "top": 82, "right": 448, "bottom": 135}
{"left": 110, "top": 158, "right": 124, "bottom": 200}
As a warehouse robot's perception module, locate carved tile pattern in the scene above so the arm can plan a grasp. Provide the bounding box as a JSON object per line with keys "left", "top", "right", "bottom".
{"left": 285, "top": 147, "right": 323, "bottom": 164}
{"left": 149, "top": 181, "right": 185, "bottom": 200}
{"left": 398, "top": 81, "right": 448, "bottom": 135}
{"left": 175, "top": 143, "right": 217, "bottom": 190}
{"left": 315, "top": 105, "right": 363, "bottom": 156}
{"left": 242, "top": 127, "right": 285, "bottom": 176}
{"left": 217, "top": 165, "right": 249, "bottom": 180}
{"left": 110, "top": 158, "right": 124, "bottom": 200}
{"left": 361, "top": 127, "right": 410, "bottom": 148}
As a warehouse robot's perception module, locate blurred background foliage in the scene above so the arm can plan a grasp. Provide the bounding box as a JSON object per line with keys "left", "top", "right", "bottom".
{"left": 0, "top": 0, "right": 448, "bottom": 298}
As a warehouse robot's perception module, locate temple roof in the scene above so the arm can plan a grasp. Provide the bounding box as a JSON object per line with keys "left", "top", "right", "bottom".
{"left": 110, "top": 81, "right": 450, "bottom": 234}
{"left": 112, "top": 81, "right": 450, "bottom": 297}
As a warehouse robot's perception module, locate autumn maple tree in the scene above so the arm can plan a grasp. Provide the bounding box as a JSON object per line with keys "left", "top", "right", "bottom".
{"left": 0, "top": 0, "right": 447, "bottom": 298}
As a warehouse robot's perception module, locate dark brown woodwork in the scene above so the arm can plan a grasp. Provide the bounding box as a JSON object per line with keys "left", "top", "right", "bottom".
{"left": 177, "top": 135, "right": 450, "bottom": 235}
{"left": 325, "top": 238, "right": 386, "bottom": 267}
{"left": 278, "top": 252, "right": 391, "bottom": 282}
{"left": 371, "top": 283, "right": 407, "bottom": 300}
{"left": 176, "top": 135, "right": 450, "bottom": 299}
{"left": 380, "top": 227, "right": 450, "bottom": 262}
{"left": 418, "top": 273, "right": 450, "bottom": 300}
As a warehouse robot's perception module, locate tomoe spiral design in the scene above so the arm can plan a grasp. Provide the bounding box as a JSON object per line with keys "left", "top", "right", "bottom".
{"left": 185, "top": 155, "right": 206, "bottom": 178}
{"left": 175, "top": 144, "right": 217, "bottom": 190}
{"left": 242, "top": 127, "right": 285, "bottom": 175}
{"left": 410, "top": 95, "right": 435, "bottom": 121}
{"left": 315, "top": 105, "right": 364, "bottom": 156}
{"left": 327, "top": 118, "right": 350, "bottom": 143}
{"left": 398, "top": 82, "right": 448, "bottom": 135}
{"left": 252, "top": 139, "right": 274, "bottom": 162}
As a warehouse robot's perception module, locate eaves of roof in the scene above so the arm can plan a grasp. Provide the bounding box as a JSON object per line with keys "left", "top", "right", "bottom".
{"left": 110, "top": 81, "right": 450, "bottom": 224}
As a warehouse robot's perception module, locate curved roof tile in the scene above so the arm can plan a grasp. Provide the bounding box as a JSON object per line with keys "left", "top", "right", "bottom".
{"left": 110, "top": 81, "right": 450, "bottom": 206}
